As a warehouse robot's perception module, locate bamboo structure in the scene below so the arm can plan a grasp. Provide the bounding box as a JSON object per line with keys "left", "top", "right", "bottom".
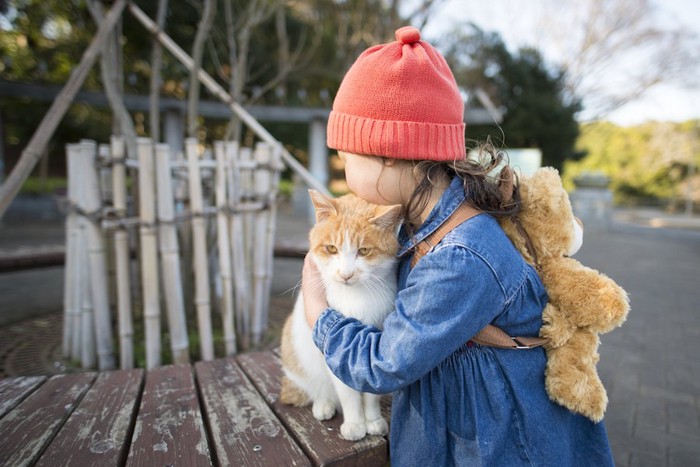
{"left": 137, "top": 138, "right": 162, "bottom": 369}
{"left": 214, "top": 142, "right": 236, "bottom": 356}
{"left": 81, "top": 140, "right": 116, "bottom": 371}
{"left": 0, "top": 0, "right": 325, "bottom": 369}
{"left": 155, "top": 143, "right": 190, "bottom": 364}
{"left": 225, "top": 141, "right": 250, "bottom": 349}
{"left": 186, "top": 138, "right": 214, "bottom": 361}
{"left": 111, "top": 136, "right": 134, "bottom": 369}
{"left": 252, "top": 143, "right": 272, "bottom": 345}
{"left": 77, "top": 143, "right": 96, "bottom": 369}
{"left": 63, "top": 145, "right": 81, "bottom": 360}
{"left": 62, "top": 136, "right": 283, "bottom": 369}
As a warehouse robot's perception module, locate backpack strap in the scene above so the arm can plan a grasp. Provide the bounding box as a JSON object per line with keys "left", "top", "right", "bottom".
{"left": 410, "top": 203, "right": 481, "bottom": 268}
{"left": 409, "top": 203, "right": 548, "bottom": 350}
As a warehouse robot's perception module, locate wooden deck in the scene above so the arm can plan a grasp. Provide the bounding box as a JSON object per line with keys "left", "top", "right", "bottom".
{"left": 0, "top": 350, "right": 390, "bottom": 466}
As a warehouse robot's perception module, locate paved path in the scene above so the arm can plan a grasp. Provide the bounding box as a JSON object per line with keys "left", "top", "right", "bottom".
{"left": 576, "top": 225, "right": 700, "bottom": 466}
{"left": 1, "top": 206, "right": 699, "bottom": 466}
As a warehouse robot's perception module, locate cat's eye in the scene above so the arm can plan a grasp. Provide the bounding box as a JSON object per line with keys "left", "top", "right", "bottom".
{"left": 358, "top": 247, "right": 371, "bottom": 257}
{"left": 325, "top": 245, "right": 338, "bottom": 254}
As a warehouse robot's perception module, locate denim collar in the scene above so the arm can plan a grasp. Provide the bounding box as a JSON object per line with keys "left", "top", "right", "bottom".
{"left": 397, "top": 176, "right": 469, "bottom": 258}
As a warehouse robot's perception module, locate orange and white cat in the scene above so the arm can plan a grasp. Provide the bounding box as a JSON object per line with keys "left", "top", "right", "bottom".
{"left": 280, "top": 190, "right": 401, "bottom": 441}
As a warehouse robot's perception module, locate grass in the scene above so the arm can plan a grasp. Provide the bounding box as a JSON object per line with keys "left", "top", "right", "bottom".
{"left": 20, "top": 177, "right": 67, "bottom": 195}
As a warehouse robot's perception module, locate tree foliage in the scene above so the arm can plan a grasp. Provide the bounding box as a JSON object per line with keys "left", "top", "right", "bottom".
{"left": 565, "top": 120, "right": 700, "bottom": 206}
{"left": 442, "top": 26, "right": 581, "bottom": 169}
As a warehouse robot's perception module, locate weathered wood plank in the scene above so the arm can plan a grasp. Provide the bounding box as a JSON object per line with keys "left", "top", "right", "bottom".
{"left": 126, "top": 364, "right": 212, "bottom": 466}
{"left": 0, "top": 372, "right": 96, "bottom": 466}
{"left": 237, "top": 351, "right": 390, "bottom": 467}
{"left": 0, "top": 375, "right": 46, "bottom": 418}
{"left": 36, "top": 368, "right": 144, "bottom": 466}
{"left": 195, "top": 358, "right": 311, "bottom": 467}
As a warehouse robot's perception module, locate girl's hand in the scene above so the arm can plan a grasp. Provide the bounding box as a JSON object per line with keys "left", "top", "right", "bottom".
{"left": 302, "top": 253, "right": 329, "bottom": 328}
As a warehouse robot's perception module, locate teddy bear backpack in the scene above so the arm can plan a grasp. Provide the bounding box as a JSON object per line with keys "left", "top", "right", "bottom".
{"left": 411, "top": 166, "right": 629, "bottom": 422}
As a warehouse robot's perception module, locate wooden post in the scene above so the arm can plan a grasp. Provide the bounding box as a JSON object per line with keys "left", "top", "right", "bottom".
{"left": 137, "top": 138, "right": 161, "bottom": 369}
{"left": 111, "top": 136, "right": 134, "bottom": 369}
{"left": 155, "top": 143, "right": 190, "bottom": 364}
{"left": 81, "top": 140, "right": 116, "bottom": 370}
{"left": 186, "top": 138, "right": 214, "bottom": 360}
{"left": 226, "top": 141, "right": 250, "bottom": 349}
{"left": 214, "top": 141, "right": 237, "bottom": 355}
{"left": 63, "top": 144, "right": 82, "bottom": 360}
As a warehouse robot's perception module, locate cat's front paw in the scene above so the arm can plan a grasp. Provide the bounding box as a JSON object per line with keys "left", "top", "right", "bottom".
{"left": 312, "top": 400, "right": 336, "bottom": 421}
{"left": 340, "top": 421, "right": 367, "bottom": 441}
{"left": 366, "top": 417, "right": 389, "bottom": 436}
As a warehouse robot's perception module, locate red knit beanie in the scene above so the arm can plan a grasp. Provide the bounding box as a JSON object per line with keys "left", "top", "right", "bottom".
{"left": 327, "top": 26, "right": 466, "bottom": 161}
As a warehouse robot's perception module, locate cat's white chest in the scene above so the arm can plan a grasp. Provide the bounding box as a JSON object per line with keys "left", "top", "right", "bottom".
{"left": 326, "top": 281, "right": 396, "bottom": 329}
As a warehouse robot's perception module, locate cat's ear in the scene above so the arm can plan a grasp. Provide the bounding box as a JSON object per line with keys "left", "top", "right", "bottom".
{"left": 370, "top": 204, "right": 402, "bottom": 229}
{"left": 308, "top": 189, "right": 337, "bottom": 222}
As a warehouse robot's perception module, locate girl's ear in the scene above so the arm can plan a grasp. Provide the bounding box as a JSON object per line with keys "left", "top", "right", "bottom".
{"left": 308, "top": 189, "right": 337, "bottom": 223}
{"left": 370, "top": 204, "right": 403, "bottom": 229}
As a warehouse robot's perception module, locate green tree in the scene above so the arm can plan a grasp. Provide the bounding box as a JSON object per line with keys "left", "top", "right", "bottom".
{"left": 442, "top": 26, "right": 581, "bottom": 170}
{"left": 565, "top": 120, "right": 699, "bottom": 207}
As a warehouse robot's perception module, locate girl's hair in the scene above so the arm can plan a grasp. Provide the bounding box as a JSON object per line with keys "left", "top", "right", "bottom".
{"left": 402, "top": 138, "right": 521, "bottom": 229}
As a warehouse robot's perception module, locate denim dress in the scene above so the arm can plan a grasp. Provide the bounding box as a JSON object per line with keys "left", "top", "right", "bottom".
{"left": 312, "top": 176, "right": 614, "bottom": 466}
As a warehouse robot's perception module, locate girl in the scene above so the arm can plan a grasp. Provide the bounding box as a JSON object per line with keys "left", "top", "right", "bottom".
{"left": 302, "top": 26, "right": 615, "bottom": 466}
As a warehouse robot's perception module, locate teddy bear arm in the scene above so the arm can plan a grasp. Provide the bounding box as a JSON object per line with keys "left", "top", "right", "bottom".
{"left": 541, "top": 259, "right": 629, "bottom": 332}
{"left": 540, "top": 303, "right": 576, "bottom": 348}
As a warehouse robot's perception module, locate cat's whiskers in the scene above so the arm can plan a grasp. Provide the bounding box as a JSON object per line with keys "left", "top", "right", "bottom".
{"left": 362, "top": 272, "right": 394, "bottom": 304}
{"left": 284, "top": 278, "right": 303, "bottom": 297}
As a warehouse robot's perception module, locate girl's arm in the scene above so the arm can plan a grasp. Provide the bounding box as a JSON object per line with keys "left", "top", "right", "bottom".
{"left": 308, "top": 245, "right": 509, "bottom": 394}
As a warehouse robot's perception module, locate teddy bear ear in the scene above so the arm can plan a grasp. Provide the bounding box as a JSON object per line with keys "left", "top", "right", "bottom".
{"left": 498, "top": 166, "right": 515, "bottom": 203}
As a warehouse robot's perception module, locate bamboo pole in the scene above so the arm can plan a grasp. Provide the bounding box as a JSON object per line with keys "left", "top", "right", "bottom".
{"left": 173, "top": 147, "right": 193, "bottom": 318}
{"left": 155, "top": 143, "right": 190, "bottom": 364}
{"left": 241, "top": 147, "right": 256, "bottom": 348}
{"left": 186, "top": 138, "right": 214, "bottom": 360}
{"left": 81, "top": 140, "right": 116, "bottom": 370}
{"left": 98, "top": 144, "right": 117, "bottom": 311}
{"left": 77, "top": 143, "right": 96, "bottom": 369}
{"left": 226, "top": 141, "right": 251, "bottom": 349}
{"left": 63, "top": 144, "right": 82, "bottom": 360}
{"left": 137, "top": 138, "right": 161, "bottom": 369}
{"left": 126, "top": 2, "right": 330, "bottom": 198}
{"left": 111, "top": 136, "right": 134, "bottom": 369}
{"left": 0, "top": 0, "right": 128, "bottom": 219}
{"left": 214, "top": 141, "right": 237, "bottom": 355}
{"left": 262, "top": 145, "right": 283, "bottom": 331}
{"left": 251, "top": 143, "right": 272, "bottom": 345}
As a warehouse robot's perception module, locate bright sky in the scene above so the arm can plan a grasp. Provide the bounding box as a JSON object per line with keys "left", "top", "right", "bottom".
{"left": 419, "top": 0, "right": 700, "bottom": 126}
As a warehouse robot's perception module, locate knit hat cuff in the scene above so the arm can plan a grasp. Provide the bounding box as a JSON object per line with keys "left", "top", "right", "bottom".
{"left": 327, "top": 111, "right": 466, "bottom": 161}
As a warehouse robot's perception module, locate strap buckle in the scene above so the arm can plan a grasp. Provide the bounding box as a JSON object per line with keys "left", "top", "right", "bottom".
{"left": 512, "top": 337, "right": 534, "bottom": 349}
{"left": 511, "top": 336, "right": 549, "bottom": 349}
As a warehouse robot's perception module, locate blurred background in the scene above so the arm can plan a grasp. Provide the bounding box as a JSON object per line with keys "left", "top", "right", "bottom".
{"left": 0, "top": 3, "right": 699, "bottom": 465}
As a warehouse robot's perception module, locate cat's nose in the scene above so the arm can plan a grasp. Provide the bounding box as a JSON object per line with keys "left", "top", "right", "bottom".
{"left": 338, "top": 271, "right": 354, "bottom": 282}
